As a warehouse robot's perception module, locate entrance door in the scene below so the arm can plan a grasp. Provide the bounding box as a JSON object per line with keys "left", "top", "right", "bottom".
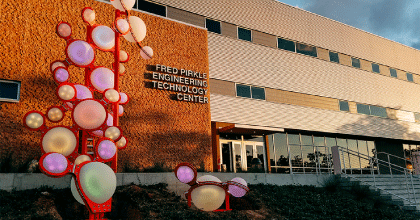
{"left": 220, "top": 140, "right": 266, "bottom": 173}
{"left": 244, "top": 141, "right": 265, "bottom": 172}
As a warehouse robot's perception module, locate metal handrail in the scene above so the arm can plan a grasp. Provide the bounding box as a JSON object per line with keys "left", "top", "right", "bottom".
{"left": 337, "top": 146, "right": 419, "bottom": 206}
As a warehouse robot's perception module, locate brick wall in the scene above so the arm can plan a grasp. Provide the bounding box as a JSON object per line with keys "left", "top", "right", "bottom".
{"left": 0, "top": 0, "right": 211, "bottom": 172}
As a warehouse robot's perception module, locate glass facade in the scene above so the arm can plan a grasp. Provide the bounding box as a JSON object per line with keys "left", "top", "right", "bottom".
{"left": 372, "top": 63, "right": 380, "bottom": 73}
{"left": 407, "top": 73, "right": 414, "bottom": 82}
{"left": 339, "top": 101, "right": 349, "bottom": 112}
{"left": 296, "top": 43, "right": 317, "bottom": 57}
{"left": 206, "top": 19, "right": 221, "bottom": 34}
{"left": 134, "top": 0, "right": 166, "bottom": 17}
{"left": 390, "top": 68, "right": 397, "bottom": 78}
{"left": 238, "top": 27, "right": 252, "bottom": 41}
{"left": 352, "top": 58, "right": 361, "bottom": 68}
{"left": 329, "top": 52, "right": 339, "bottom": 63}
{"left": 278, "top": 38, "right": 295, "bottom": 52}
{"left": 0, "top": 80, "right": 20, "bottom": 102}
{"left": 268, "top": 133, "right": 376, "bottom": 174}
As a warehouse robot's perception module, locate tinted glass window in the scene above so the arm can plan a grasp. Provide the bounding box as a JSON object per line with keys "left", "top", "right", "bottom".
{"left": 0, "top": 81, "right": 20, "bottom": 101}
{"left": 415, "top": 113, "right": 420, "bottom": 123}
{"left": 370, "top": 106, "right": 387, "bottom": 118}
{"left": 135, "top": 0, "right": 166, "bottom": 17}
{"left": 357, "top": 104, "right": 370, "bottom": 115}
{"left": 251, "top": 86, "right": 265, "bottom": 100}
{"left": 352, "top": 58, "right": 360, "bottom": 68}
{"left": 390, "top": 68, "right": 397, "bottom": 78}
{"left": 296, "top": 43, "right": 317, "bottom": 57}
{"left": 329, "top": 52, "right": 339, "bottom": 63}
{"left": 206, "top": 19, "right": 221, "bottom": 34}
{"left": 407, "top": 73, "right": 414, "bottom": 82}
{"left": 236, "top": 84, "right": 251, "bottom": 98}
{"left": 339, "top": 101, "right": 350, "bottom": 112}
{"left": 238, "top": 27, "right": 251, "bottom": 41}
{"left": 372, "top": 63, "right": 380, "bottom": 73}
{"left": 278, "top": 38, "right": 295, "bottom": 52}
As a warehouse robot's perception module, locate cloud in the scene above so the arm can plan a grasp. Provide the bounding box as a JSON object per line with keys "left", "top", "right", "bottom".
{"left": 301, "top": 0, "right": 420, "bottom": 49}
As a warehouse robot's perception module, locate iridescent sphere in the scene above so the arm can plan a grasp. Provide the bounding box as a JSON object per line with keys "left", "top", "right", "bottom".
{"left": 42, "top": 127, "right": 77, "bottom": 156}
{"left": 140, "top": 46, "right": 153, "bottom": 60}
{"left": 119, "top": 92, "right": 128, "bottom": 104}
{"left": 119, "top": 63, "right": 125, "bottom": 74}
{"left": 51, "top": 61, "right": 66, "bottom": 73}
{"left": 110, "top": 0, "right": 136, "bottom": 11}
{"left": 57, "top": 23, "right": 71, "bottom": 38}
{"left": 47, "top": 107, "right": 64, "bottom": 122}
{"left": 73, "top": 100, "right": 107, "bottom": 130}
{"left": 90, "top": 67, "right": 114, "bottom": 92}
{"left": 54, "top": 68, "right": 69, "bottom": 83}
{"left": 191, "top": 175, "right": 225, "bottom": 211}
{"left": 116, "top": 136, "right": 127, "bottom": 149}
{"left": 97, "top": 139, "right": 117, "bottom": 160}
{"left": 25, "top": 112, "right": 44, "bottom": 129}
{"left": 74, "top": 155, "right": 92, "bottom": 166}
{"left": 92, "top": 26, "right": 115, "bottom": 50}
{"left": 118, "top": 105, "right": 124, "bottom": 115}
{"left": 79, "top": 162, "right": 116, "bottom": 204}
{"left": 124, "top": 16, "right": 146, "bottom": 42}
{"left": 66, "top": 40, "right": 94, "bottom": 66}
{"left": 105, "top": 126, "right": 121, "bottom": 140}
{"left": 74, "top": 84, "right": 93, "bottom": 100}
{"left": 119, "top": 50, "right": 128, "bottom": 62}
{"left": 228, "top": 177, "right": 248, "bottom": 198}
{"left": 58, "top": 84, "right": 76, "bottom": 101}
{"left": 71, "top": 177, "right": 85, "bottom": 205}
{"left": 83, "top": 8, "right": 95, "bottom": 24}
{"left": 116, "top": 18, "right": 130, "bottom": 34}
{"left": 104, "top": 89, "right": 120, "bottom": 103}
{"left": 176, "top": 166, "right": 195, "bottom": 184}
{"left": 43, "top": 153, "right": 68, "bottom": 174}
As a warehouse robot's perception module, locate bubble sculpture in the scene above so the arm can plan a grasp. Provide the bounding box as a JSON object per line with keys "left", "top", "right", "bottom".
{"left": 174, "top": 163, "right": 250, "bottom": 212}
{"left": 23, "top": 1, "right": 153, "bottom": 219}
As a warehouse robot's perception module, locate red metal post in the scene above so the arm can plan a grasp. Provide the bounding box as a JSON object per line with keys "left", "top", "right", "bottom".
{"left": 111, "top": 10, "right": 121, "bottom": 172}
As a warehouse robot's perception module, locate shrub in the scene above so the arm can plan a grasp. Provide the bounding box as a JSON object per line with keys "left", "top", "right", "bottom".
{"left": 350, "top": 181, "right": 372, "bottom": 200}
{"left": 142, "top": 161, "right": 172, "bottom": 172}
{"left": 322, "top": 174, "right": 341, "bottom": 192}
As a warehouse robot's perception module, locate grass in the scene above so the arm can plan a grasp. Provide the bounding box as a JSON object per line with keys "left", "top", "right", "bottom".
{"left": 0, "top": 182, "right": 419, "bottom": 219}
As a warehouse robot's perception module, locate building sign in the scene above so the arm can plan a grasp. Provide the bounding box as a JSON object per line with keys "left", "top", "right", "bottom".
{"left": 150, "top": 64, "right": 208, "bottom": 104}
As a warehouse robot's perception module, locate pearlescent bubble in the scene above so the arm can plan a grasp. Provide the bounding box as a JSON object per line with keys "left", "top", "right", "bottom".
{"left": 25, "top": 112, "right": 44, "bottom": 129}
{"left": 47, "top": 107, "right": 64, "bottom": 122}
{"left": 71, "top": 177, "right": 85, "bottom": 205}
{"left": 74, "top": 84, "right": 93, "bottom": 100}
{"left": 140, "top": 46, "right": 153, "bottom": 60}
{"left": 105, "top": 126, "right": 121, "bottom": 140}
{"left": 116, "top": 18, "right": 130, "bottom": 34}
{"left": 83, "top": 8, "right": 95, "bottom": 24}
{"left": 118, "top": 105, "right": 124, "bottom": 115}
{"left": 104, "top": 89, "right": 120, "bottom": 103}
{"left": 228, "top": 177, "right": 248, "bottom": 198}
{"left": 58, "top": 84, "right": 76, "bottom": 101}
{"left": 176, "top": 166, "right": 195, "bottom": 184}
{"left": 51, "top": 61, "right": 66, "bottom": 73}
{"left": 106, "top": 113, "right": 113, "bottom": 126}
{"left": 74, "top": 155, "right": 92, "bottom": 166}
{"left": 42, "top": 127, "right": 77, "bottom": 156}
{"left": 119, "top": 63, "right": 125, "bottom": 74}
{"left": 67, "top": 40, "right": 94, "bottom": 66}
{"left": 54, "top": 68, "right": 69, "bottom": 83}
{"left": 119, "top": 50, "right": 128, "bottom": 62}
{"left": 124, "top": 16, "right": 146, "bottom": 42}
{"left": 92, "top": 26, "right": 115, "bottom": 50}
{"left": 116, "top": 136, "right": 127, "bottom": 149}
{"left": 90, "top": 67, "right": 114, "bottom": 92}
{"left": 57, "top": 23, "right": 71, "bottom": 38}
{"left": 73, "top": 100, "right": 107, "bottom": 130}
{"left": 91, "top": 130, "right": 104, "bottom": 137}
{"left": 110, "top": 0, "right": 136, "bottom": 11}
{"left": 192, "top": 175, "right": 225, "bottom": 212}
{"left": 119, "top": 92, "right": 128, "bottom": 104}
{"left": 79, "top": 162, "right": 116, "bottom": 204}
{"left": 97, "top": 140, "right": 117, "bottom": 160}
{"left": 43, "top": 153, "right": 68, "bottom": 174}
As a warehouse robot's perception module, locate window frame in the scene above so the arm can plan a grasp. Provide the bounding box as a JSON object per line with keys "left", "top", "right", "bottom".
{"left": 371, "top": 63, "right": 380, "bottom": 73}
{"left": 251, "top": 86, "right": 266, "bottom": 100}
{"left": 205, "top": 18, "right": 221, "bottom": 34}
{"left": 295, "top": 43, "right": 317, "bottom": 57}
{"left": 389, "top": 68, "right": 398, "bottom": 78}
{"left": 329, "top": 51, "right": 340, "bottom": 63}
{"left": 235, "top": 83, "right": 265, "bottom": 100}
{"left": 237, "top": 27, "right": 252, "bottom": 42}
{"left": 339, "top": 101, "right": 350, "bottom": 112}
{"left": 277, "top": 37, "right": 296, "bottom": 52}
{"left": 0, "top": 79, "right": 21, "bottom": 103}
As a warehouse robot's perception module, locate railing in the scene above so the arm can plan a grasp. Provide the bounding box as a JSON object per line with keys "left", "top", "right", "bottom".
{"left": 332, "top": 146, "right": 420, "bottom": 206}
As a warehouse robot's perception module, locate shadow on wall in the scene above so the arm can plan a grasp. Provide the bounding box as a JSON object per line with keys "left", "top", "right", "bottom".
{"left": 336, "top": 115, "right": 420, "bottom": 174}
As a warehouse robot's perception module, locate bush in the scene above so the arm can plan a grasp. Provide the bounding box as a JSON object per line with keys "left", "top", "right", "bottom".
{"left": 322, "top": 174, "right": 341, "bottom": 192}
{"left": 142, "top": 161, "right": 172, "bottom": 172}
{"left": 350, "top": 181, "right": 372, "bottom": 201}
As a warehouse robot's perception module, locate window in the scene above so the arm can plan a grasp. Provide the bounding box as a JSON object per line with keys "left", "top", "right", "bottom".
{"left": 236, "top": 84, "right": 265, "bottom": 100}
{"left": 135, "top": 0, "right": 166, "bottom": 17}
{"left": 236, "top": 84, "right": 251, "bottom": 98}
{"left": 205, "top": 19, "right": 221, "bottom": 34}
{"left": 407, "top": 73, "right": 414, "bottom": 82}
{"left": 277, "top": 38, "right": 295, "bottom": 52}
{"left": 352, "top": 58, "right": 360, "bottom": 68}
{"left": 390, "top": 68, "right": 397, "bottom": 78}
{"left": 0, "top": 80, "right": 21, "bottom": 102}
{"left": 415, "top": 113, "right": 420, "bottom": 123}
{"left": 251, "top": 86, "right": 265, "bottom": 100}
{"left": 356, "top": 104, "right": 370, "bottom": 115}
{"left": 372, "top": 63, "right": 380, "bottom": 73}
{"left": 238, "top": 27, "right": 251, "bottom": 41}
{"left": 329, "top": 52, "right": 339, "bottom": 63}
{"left": 356, "top": 104, "right": 388, "bottom": 118}
{"left": 370, "top": 106, "right": 387, "bottom": 118}
{"left": 296, "top": 43, "right": 317, "bottom": 57}
{"left": 339, "top": 101, "right": 349, "bottom": 112}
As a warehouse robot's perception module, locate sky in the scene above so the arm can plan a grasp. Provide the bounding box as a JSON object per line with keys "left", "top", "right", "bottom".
{"left": 278, "top": 0, "right": 420, "bottom": 49}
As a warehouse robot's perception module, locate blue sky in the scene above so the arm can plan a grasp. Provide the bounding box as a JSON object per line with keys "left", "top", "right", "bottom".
{"left": 278, "top": 0, "right": 420, "bottom": 49}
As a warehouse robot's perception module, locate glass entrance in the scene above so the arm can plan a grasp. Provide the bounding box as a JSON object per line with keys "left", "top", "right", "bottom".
{"left": 220, "top": 140, "right": 265, "bottom": 173}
